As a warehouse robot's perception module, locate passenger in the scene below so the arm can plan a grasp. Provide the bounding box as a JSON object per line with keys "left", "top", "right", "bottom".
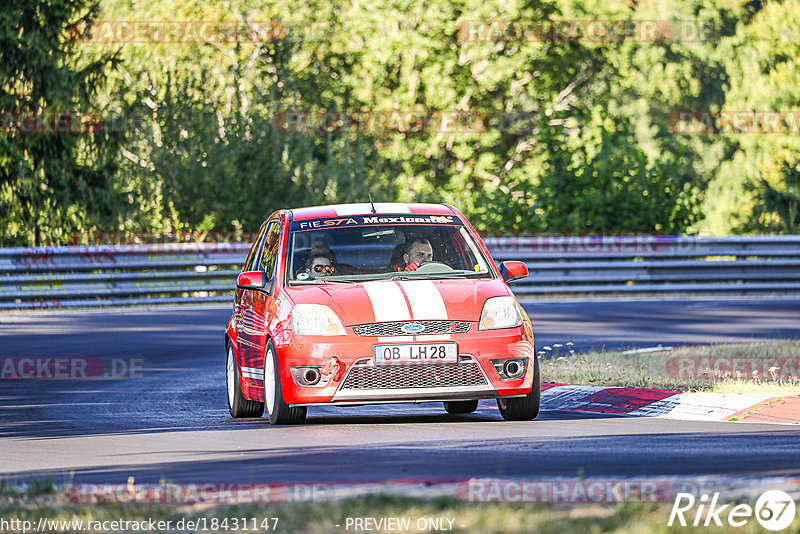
{"left": 302, "top": 243, "right": 336, "bottom": 279}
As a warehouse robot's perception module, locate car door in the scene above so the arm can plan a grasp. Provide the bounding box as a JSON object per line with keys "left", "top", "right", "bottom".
{"left": 234, "top": 221, "right": 267, "bottom": 344}
{"left": 237, "top": 219, "right": 282, "bottom": 390}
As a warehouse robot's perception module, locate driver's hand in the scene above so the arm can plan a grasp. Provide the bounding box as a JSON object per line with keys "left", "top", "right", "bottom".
{"left": 404, "top": 261, "right": 421, "bottom": 271}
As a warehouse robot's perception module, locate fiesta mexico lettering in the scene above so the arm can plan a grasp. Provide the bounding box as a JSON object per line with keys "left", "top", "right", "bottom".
{"left": 293, "top": 215, "right": 458, "bottom": 231}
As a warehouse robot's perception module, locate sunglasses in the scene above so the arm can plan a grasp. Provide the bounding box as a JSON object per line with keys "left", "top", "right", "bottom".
{"left": 313, "top": 264, "right": 335, "bottom": 273}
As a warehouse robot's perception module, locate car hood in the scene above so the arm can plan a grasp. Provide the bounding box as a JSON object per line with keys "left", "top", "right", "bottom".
{"left": 284, "top": 278, "right": 514, "bottom": 325}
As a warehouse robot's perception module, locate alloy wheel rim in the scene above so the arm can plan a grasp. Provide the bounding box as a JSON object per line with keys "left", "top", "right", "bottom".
{"left": 226, "top": 347, "right": 235, "bottom": 409}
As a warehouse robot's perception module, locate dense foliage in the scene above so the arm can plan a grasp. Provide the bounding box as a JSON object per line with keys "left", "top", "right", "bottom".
{"left": 2, "top": 0, "right": 798, "bottom": 245}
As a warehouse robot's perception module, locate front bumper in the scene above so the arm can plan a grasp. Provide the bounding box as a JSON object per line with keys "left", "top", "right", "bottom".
{"left": 274, "top": 327, "right": 536, "bottom": 406}
{"left": 330, "top": 354, "right": 496, "bottom": 403}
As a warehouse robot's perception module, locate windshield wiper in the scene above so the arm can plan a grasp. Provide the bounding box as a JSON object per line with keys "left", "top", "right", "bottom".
{"left": 289, "top": 279, "right": 328, "bottom": 285}
{"left": 290, "top": 278, "right": 364, "bottom": 285}
{"left": 421, "top": 273, "right": 482, "bottom": 280}
{"left": 392, "top": 271, "right": 484, "bottom": 281}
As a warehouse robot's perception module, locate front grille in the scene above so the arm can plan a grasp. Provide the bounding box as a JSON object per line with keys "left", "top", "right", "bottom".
{"left": 340, "top": 361, "right": 487, "bottom": 390}
{"left": 352, "top": 320, "right": 471, "bottom": 337}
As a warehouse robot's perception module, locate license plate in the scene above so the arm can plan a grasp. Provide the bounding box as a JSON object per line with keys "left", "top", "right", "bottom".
{"left": 373, "top": 343, "right": 458, "bottom": 364}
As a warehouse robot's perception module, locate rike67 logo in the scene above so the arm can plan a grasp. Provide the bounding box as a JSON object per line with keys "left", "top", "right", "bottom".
{"left": 669, "top": 490, "right": 796, "bottom": 531}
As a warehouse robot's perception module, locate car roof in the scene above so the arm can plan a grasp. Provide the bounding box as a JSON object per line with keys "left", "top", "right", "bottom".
{"left": 288, "top": 203, "right": 456, "bottom": 221}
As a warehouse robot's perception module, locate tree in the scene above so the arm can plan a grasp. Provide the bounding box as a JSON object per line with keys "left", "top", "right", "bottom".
{"left": 704, "top": 0, "right": 800, "bottom": 234}
{"left": 532, "top": 117, "right": 702, "bottom": 233}
{"left": 7, "top": 0, "right": 793, "bottom": 244}
{"left": 104, "top": 2, "right": 403, "bottom": 235}
{"left": 0, "top": 0, "right": 120, "bottom": 245}
{"left": 742, "top": 161, "right": 800, "bottom": 234}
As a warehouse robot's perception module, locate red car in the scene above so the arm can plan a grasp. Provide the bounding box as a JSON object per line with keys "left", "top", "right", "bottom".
{"left": 225, "top": 203, "right": 539, "bottom": 424}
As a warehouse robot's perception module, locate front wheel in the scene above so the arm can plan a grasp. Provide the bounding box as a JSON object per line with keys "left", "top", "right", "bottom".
{"left": 497, "top": 356, "right": 540, "bottom": 421}
{"left": 226, "top": 344, "right": 264, "bottom": 418}
{"left": 263, "top": 339, "right": 307, "bottom": 425}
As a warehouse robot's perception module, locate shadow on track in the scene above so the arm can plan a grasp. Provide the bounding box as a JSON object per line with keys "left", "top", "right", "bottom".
{"left": 9, "top": 430, "right": 800, "bottom": 485}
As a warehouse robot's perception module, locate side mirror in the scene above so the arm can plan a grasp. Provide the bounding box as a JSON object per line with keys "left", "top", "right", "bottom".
{"left": 499, "top": 261, "right": 528, "bottom": 282}
{"left": 237, "top": 271, "right": 266, "bottom": 290}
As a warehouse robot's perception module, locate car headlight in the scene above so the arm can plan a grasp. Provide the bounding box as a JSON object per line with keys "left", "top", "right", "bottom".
{"left": 479, "top": 296, "right": 523, "bottom": 330}
{"left": 291, "top": 304, "right": 347, "bottom": 336}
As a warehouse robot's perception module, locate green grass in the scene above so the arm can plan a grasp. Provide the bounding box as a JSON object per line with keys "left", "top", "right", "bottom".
{"left": 540, "top": 340, "right": 800, "bottom": 395}
{"left": 3, "top": 489, "right": 799, "bottom": 533}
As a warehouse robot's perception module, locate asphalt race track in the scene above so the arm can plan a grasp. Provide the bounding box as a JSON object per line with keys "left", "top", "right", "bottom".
{"left": 523, "top": 297, "right": 800, "bottom": 352}
{"left": 1, "top": 298, "right": 799, "bottom": 486}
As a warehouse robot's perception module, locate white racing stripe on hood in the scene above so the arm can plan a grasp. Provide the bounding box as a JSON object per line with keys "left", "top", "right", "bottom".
{"left": 398, "top": 280, "right": 447, "bottom": 320}
{"left": 398, "top": 280, "right": 451, "bottom": 341}
{"left": 363, "top": 281, "right": 411, "bottom": 322}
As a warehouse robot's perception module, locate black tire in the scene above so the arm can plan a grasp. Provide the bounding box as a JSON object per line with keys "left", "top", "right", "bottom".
{"left": 226, "top": 343, "right": 264, "bottom": 418}
{"left": 497, "top": 356, "right": 540, "bottom": 421}
{"left": 443, "top": 400, "right": 479, "bottom": 414}
{"left": 263, "top": 339, "right": 307, "bottom": 425}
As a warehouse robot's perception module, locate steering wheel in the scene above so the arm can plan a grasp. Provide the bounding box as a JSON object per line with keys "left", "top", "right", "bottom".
{"left": 414, "top": 261, "right": 454, "bottom": 273}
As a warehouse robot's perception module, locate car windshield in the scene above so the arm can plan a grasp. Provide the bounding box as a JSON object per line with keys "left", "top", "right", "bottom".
{"left": 286, "top": 214, "right": 493, "bottom": 283}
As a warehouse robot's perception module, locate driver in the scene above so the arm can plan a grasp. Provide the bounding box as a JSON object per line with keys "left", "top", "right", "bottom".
{"left": 393, "top": 237, "right": 434, "bottom": 272}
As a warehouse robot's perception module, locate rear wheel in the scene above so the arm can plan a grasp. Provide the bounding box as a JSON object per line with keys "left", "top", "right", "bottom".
{"left": 443, "top": 400, "right": 479, "bottom": 414}
{"left": 263, "top": 339, "right": 307, "bottom": 425}
{"left": 226, "top": 344, "right": 264, "bottom": 418}
{"left": 497, "top": 356, "right": 540, "bottom": 421}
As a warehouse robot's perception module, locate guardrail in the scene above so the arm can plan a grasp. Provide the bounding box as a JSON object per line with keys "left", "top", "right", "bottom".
{"left": 0, "top": 243, "right": 247, "bottom": 309}
{"left": 487, "top": 235, "right": 800, "bottom": 296}
{"left": 1, "top": 236, "right": 799, "bottom": 309}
